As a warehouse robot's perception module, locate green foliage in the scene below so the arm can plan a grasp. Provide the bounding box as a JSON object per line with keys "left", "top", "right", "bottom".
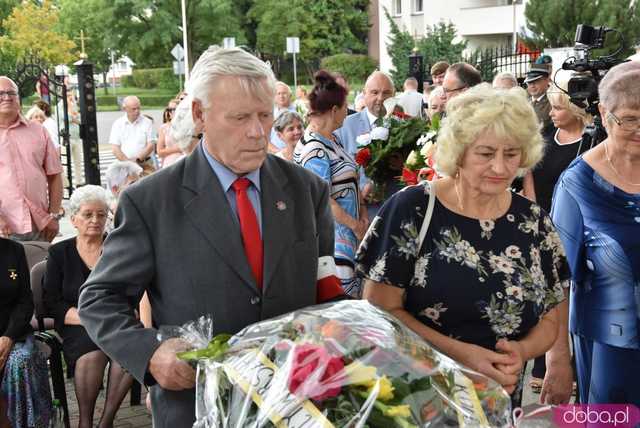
{"left": 522, "top": 0, "right": 640, "bottom": 56}
{"left": 384, "top": 9, "right": 466, "bottom": 88}
{"left": 249, "top": 0, "right": 370, "bottom": 79}
{"left": 128, "top": 68, "right": 174, "bottom": 89}
{"left": 96, "top": 94, "right": 175, "bottom": 108}
{"left": 320, "top": 54, "right": 377, "bottom": 83}
{"left": 0, "top": 0, "right": 76, "bottom": 65}
{"left": 0, "top": 0, "right": 20, "bottom": 37}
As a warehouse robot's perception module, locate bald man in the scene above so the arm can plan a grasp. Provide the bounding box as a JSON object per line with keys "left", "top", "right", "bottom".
{"left": 110, "top": 95, "right": 156, "bottom": 172}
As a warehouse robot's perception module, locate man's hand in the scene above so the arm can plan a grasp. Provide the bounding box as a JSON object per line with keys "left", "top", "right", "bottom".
{"left": 353, "top": 218, "right": 369, "bottom": 241}
{"left": 361, "top": 182, "right": 373, "bottom": 202}
{"left": 540, "top": 358, "right": 574, "bottom": 405}
{"left": 42, "top": 218, "right": 60, "bottom": 242}
{"left": 148, "top": 338, "right": 196, "bottom": 390}
{"left": 0, "top": 215, "right": 11, "bottom": 238}
{"left": 0, "top": 336, "right": 14, "bottom": 371}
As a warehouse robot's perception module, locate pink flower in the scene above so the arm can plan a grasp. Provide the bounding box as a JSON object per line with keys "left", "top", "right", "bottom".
{"left": 288, "top": 344, "right": 345, "bottom": 401}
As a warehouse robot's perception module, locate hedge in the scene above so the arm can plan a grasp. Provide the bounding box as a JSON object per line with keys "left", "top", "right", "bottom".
{"left": 96, "top": 95, "right": 175, "bottom": 107}
{"left": 320, "top": 54, "right": 378, "bottom": 83}
{"left": 121, "top": 68, "right": 180, "bottom": 92}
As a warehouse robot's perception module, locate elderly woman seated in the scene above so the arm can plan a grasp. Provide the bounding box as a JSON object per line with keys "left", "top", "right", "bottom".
{"left": 356, "top": 84, "right": 570, "bottom": 407}
{"left": 0, "top": 238, "right": 52, "bottom": 428}
{"left": 43, "top": 186, "right": 133, "bottom": 428}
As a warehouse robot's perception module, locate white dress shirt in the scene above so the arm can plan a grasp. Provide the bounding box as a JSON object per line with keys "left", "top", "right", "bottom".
{"left": 109, "top": 114, "right": 155, "bottom": 159}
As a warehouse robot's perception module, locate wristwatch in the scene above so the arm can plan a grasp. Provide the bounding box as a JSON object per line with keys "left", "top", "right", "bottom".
{"left": 49, "top": 209, "right": 64, "bottom": 221}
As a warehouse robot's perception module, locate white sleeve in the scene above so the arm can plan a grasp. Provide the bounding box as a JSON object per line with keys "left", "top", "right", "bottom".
{"left": 109, "top": 120, "right": 122, "bottom": 146}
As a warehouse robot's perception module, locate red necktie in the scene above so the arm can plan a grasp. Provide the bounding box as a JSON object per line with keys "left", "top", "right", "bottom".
{"left": 232, "top": 178, "right": 263, "bottom": 289}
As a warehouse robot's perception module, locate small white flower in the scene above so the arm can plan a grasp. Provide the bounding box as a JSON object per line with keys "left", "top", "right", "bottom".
{"left": 356, "top": 133, "right": 372, "bottom": 147}
{"left": 489, "top": 254, "right": 515, "bottom": 275}
{"left": 505, "top": 286, "right": 524, "bottom": 301}
{"left": 505, "top": 245, "right": 522, "bottom": 259}
{"left": 496, "top": 292, "right": 504, "bottom": 298}
{"left": 370, "top": 126, "right": 389, "bottom": 141}
{"left": 369, "top": 253, "right": 387, "bottom": 281}
{"left": 480, "top": 220, "right": 495, "bottom": 231}
{"left": 507, "top": 214, "right": 515, "bottom": 222}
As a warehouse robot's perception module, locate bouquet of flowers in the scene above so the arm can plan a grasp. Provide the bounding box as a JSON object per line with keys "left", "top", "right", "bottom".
{"left": 354, "top": 98, "right": 430, "bottom": 191}
{"left": 401, "top": 114, "right": 441, "bottom": 185}
{"left": 179, "top": 301, "right": 512, "bottom": 428}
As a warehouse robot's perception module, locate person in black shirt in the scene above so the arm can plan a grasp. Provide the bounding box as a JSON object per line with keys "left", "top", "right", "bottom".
{"left": 43, "top": 186, "right": 133, "bottom": 428}
{"left": 0, "top": 238, "right": 52, "bottom": 428}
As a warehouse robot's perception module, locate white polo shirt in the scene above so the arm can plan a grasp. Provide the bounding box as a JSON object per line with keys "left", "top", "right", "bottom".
{"left": 109, "top": 114, "right": 155, "bottom": 159}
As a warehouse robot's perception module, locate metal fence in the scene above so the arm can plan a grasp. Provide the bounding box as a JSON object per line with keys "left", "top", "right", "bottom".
{"left": 464, "top": 45, "right": 542, "bottom": 83}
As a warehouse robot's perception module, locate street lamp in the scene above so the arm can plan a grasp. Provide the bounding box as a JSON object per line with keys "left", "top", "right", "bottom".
{"left": 181, "top": 0, "right": 190, "bottom": 82}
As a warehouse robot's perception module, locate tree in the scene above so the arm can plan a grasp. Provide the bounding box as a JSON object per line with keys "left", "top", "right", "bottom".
{"left": 249, "top": 0, "right": 369, "bottom": 80}
{"left": 0, "top": 0, "right": 21, "bottom": 36}
{"left": 0, "top": 0, "right": 76, "bottom": 65}
{"left": 523, "top": 0, "right": 640, "bottom": 56}
{"left": 56, "top": 0, "right": 117, "bottom": 93}
{"left": 384, "top": 9, "right": 466, "bottom": 88}
{"left": 96, "top": 0, "right": 247, "bottom": 69}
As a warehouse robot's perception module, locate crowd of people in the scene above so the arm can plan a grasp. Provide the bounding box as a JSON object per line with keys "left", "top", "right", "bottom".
{"left": 0, "top": 45, "right": 638, "bottom": 427}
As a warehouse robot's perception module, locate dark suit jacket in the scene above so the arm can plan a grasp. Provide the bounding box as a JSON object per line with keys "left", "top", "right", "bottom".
{"left": 0, "top": 238, "right": 34, "bottom": 341}
{"left": 77, "top": 146, "right": 335, "bottom": 427}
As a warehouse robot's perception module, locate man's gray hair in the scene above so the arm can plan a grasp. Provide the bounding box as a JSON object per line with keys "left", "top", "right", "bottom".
{"left": 273, "top": 111, "right": 303, "bottom": 132}
{"left": 170, "top": 94, "right": 198, "bottom": 151}
{"left": 68, "top": 185, "right": 110, "bottom": 216}
{"left": 105, "top": 161, "right": 142, "bottom": 192}
{"left": 492, "top": 71, "right": 518, "bottom": 88}
{"left": 0, "top": 76, "right": 19, "bottom": 94}
{"left": 186, "top": 46, "right": 276, "bottom": 108}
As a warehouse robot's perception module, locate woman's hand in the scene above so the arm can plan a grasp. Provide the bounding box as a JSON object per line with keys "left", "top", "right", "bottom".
{"left": 494, "top": 339, "right": 527, "bottom": 394}
{"left": 540, "top": 357, "right": 574, "bottom": 404}
{"left": 0, "top": 336, "right": 14, "bottom": 371}
{"left": 456, "top": 342, "right": 520, "bottom": 392}
{"left": 353, "top": 217, "right": 369, "bottom": 241}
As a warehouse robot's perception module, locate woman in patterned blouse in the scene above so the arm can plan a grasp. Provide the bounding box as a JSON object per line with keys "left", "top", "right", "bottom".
{"left": 356, "top": 84, "right": 571, "bottom": 406}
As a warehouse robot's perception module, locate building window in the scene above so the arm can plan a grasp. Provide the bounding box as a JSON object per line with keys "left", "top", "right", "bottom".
{"left": 413, "top": 0, "right": 423, "bottom": 13}
{"left": 393, "top": 0, "right": 402, "bottom": 15}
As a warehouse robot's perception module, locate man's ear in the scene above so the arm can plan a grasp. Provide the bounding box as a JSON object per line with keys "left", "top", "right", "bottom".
{"left": 192, "top": 99, "right": 205, "bottom": 126}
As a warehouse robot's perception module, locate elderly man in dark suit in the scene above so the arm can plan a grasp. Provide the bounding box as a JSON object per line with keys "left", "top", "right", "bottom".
{"left": 78, "top": 47, "right": 344, "bottom": 427}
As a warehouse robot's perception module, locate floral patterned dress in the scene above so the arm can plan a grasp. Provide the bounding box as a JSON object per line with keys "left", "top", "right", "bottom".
{"left": 355, "top": 182, "right": 570, "bottom": 403}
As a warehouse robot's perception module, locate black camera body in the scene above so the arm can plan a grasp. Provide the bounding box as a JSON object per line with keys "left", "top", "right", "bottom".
{"left": 560, "top": 24, "right": 626, "bottom": 146}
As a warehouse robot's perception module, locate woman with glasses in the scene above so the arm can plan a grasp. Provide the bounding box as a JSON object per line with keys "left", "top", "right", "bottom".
{"left": 156, "top": 100, "right": 182, "bottom": 167}
{"left": 43, "top": 186, "right": 133, "bottom": 428}
{"left": 552, "top": 61, "right": 640, "bottom": 406}
{"left": 357, "top": 85, "right": 570, "bottom": 408}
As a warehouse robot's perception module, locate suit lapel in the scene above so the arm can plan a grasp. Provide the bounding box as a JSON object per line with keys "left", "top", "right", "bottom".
{"left": 361, "top": 109, "right": 372, "bottom": 133}
{"left": 260, "top": 156, "right": 294, "bottom": 291}
{"left": 181, "top": 148, "right": 258, "bottom": 294}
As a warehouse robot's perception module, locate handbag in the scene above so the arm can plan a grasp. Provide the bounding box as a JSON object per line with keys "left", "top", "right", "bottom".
{"left": 417, "top": 180, "right": 437, "bottom": 252}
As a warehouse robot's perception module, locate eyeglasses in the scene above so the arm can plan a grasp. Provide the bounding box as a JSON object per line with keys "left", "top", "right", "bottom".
{"left": 0, "top": 90, "right": 18, "bottom": 99}
{"left": 442, "top": 85, "right": 467, "bottom": 96}
{"left": 607, "top": 112, "right": 640, "bottom": 132}
{"left": 77, "top": 211, "right": 108, "bottom": 221}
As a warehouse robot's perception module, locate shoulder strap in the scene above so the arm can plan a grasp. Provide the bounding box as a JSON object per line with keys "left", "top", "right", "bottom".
{"left": 417, "top": 180, "right": 437, "bottom": 252}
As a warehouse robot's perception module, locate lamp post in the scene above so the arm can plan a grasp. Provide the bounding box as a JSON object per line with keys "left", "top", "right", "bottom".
{"left": 181, "top": 0, "right": 190, "bottom": 82}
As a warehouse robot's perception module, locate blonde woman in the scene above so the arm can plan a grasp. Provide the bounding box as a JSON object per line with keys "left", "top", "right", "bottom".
{"left": 523, "top": 72, "right": 593, "bottom": 212}
{"left": 357, "top": 84, "right": 570, "bottom": 407}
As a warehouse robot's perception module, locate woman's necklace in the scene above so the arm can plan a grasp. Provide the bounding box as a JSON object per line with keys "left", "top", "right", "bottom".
{"left": 604, "top": 141, "right": 640, "bottom": 186}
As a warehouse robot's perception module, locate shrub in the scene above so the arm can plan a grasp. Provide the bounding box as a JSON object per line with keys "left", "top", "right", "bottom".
{"left": 320, "top": 54, "right": 377, "bottom": 83}
{"left": 120, "top": 75, "right": 134, "bottom": 87}
{"left": 96, "top": 94, "right": 175, "bottom": 108}
{"left": 128, "top": 68, "right": 177, "bottom": 89}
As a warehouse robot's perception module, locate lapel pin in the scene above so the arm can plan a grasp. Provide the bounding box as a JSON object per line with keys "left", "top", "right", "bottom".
{"left": 276, "top": 201, "right": 287, "bottom": 211}
{"left": 9, "top": 270, "right": 17, "bottom": 280}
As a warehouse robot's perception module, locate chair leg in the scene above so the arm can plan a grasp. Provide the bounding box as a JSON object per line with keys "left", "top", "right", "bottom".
{"left": 130, "top": 381, "right": 141, "bottom": 406}
{"left": 49, "top": 347, "right": 70, "bottom": 428}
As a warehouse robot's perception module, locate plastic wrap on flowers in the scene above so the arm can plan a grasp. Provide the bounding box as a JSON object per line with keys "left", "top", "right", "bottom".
{"left": 191, "top": 300, "right": 512, "bottom": 428}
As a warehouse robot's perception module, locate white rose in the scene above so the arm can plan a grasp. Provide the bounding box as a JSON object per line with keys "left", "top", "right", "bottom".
{"left": 370, "top": 126, "right": 389, "bottom": 141}
{"left": 406, "top": 150, "right": 420, "bottom": 168}
{"left": 356, "top": 133, "right": 372, "bottom": 147}
{"left": 420, "top": 141, "right": 435, "bottom": 158}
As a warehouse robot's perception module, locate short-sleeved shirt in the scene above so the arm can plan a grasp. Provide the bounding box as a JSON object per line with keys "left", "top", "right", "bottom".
{"left": 0, "top": 116, "right": 63, "bottom": 234}
{"left": 356, "top": 182, "right": 569, "bottom": 350}
{"left": 109, "top": 114, "right": 155, "bottom": 159}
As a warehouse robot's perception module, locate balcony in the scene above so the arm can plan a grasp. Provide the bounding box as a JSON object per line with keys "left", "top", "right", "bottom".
{"left": 457, "top": 1, "right": 525, "bottom": 36}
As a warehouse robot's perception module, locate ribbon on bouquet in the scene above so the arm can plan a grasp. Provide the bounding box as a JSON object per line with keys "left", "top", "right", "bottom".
{"left": 223, "top": 349, "right": 334, "bottom": 428}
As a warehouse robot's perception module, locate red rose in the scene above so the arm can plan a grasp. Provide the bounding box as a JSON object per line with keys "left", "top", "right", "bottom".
{"left": 287, "top": 344, "right": 345, "bottom": 401}
{"left": 355, "top": 148, "right": 371, "bottom": 166}
{"left": 401, "top": 167, "right": 418, "bottom": 185}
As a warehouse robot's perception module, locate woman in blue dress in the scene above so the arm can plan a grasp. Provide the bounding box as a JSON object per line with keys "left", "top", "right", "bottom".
{"left": 552, "top": 61, "right": 640, "bottom": 406}
{"left": 295, "top": 71, "right": 368, "bottom": 297}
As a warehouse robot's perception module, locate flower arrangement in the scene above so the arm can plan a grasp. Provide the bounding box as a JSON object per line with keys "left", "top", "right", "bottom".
{"left": 182, "top": 301, "right": 512, "bottom": 428}
{"left": 401, "top": 113, "right": 441, "bottom": 185}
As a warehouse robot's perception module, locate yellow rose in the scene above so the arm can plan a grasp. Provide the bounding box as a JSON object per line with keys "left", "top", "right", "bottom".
{"left": 343, "top": 361, "right": 377, "bottom": 385}
{"left": 384, "top": 404, "right": 411, "bottom": 418}
{"left": 373, "top": 375, "right": 395, "bottom": 401}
